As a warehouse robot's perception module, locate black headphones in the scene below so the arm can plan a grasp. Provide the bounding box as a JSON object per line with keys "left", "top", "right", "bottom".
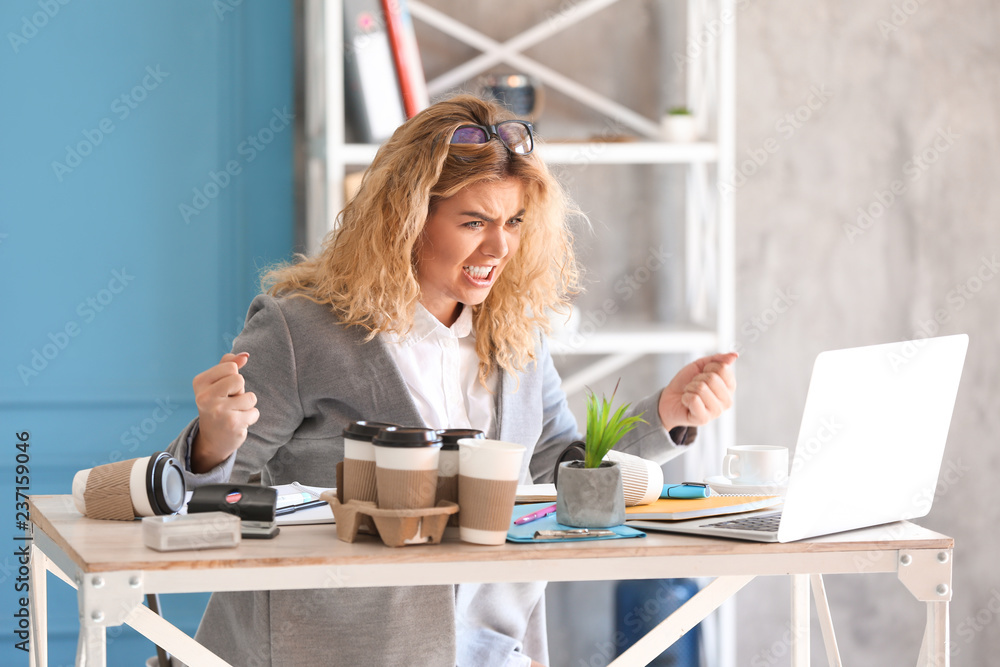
{"left": 552, "top": 440, "right": 586, "bottom": 487}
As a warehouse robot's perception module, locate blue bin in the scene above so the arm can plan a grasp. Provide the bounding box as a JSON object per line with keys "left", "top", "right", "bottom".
{"left": 615, "top": 578, "right": 702, "bottom": 666}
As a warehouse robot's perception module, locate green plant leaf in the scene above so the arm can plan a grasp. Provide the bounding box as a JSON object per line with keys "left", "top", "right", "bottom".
{"left": 583, "top": 380, "right": 647, "bottom": 468}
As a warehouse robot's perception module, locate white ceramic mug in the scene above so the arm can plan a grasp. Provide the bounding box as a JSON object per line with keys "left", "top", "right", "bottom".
{"left": 722, "top": 445, "right": 788, "bottom": 486}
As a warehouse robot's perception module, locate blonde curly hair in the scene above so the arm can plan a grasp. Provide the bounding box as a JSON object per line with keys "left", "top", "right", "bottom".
{"left": 263, "top": 94, "right": 580, "bottom": 384}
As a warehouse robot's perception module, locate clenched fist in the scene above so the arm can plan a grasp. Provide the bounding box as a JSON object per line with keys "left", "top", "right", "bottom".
{"left": 190, "top": 352, "right": 260, "bottom": 473}
{"left": 658, "top": 352, "right": 737, "bottom": 431}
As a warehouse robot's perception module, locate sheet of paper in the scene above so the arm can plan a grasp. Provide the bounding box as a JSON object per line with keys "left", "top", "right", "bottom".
{"left": 274, "top": 483, "right": 336, "bottom": 525}
{"left": 515, "top": 483, "right": 556, "bottom": 503}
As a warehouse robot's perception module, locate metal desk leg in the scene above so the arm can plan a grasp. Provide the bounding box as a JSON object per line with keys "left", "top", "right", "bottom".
{"left": 124, "top": 604, "right": 235, "bottom": 667}
{"left": 916, "top": 601, "right": 950, "bottom": 667}
{"left": 897, "top": 548, "right": 952, "bottom": 667}
{"left": 28, "top": 543, "right": 48, "bottom": 667}
{"left": 810, "top": 574, "right": 842, "bottom": 666}
{"left": 74, "top": 571, "right": 144, "bottom": 667}
{"left": 608, "top": 575, "right": 755, "bottom": 667}
{"left": 791, "top": 574, "right": 810, "bottom": 666}
{"left": 76, "top": 625, "right": 107, "bottom": 667}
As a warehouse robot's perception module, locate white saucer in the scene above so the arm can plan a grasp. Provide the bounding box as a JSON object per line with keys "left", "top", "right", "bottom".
{"left": 705, "top": 475, "right": 788, "bottom": 496}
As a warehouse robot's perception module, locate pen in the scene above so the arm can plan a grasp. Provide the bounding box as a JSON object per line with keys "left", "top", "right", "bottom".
{"left": 534, "top": 529, "right": 615, "bottom": 539}
{"left": 661, "top": 483, "right": 710, "bottom": 499}
{"left": 514, "top": 503, "right": 558, "bottom": 525}
{"left": 274, "top": 499, "right": 329, "bottom": 516}
{"left": 290, "top": 481, "right": 322, "bottom": 499}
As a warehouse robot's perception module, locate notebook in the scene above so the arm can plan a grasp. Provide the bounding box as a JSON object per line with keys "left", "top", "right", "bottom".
{"left": 624, "top": 495, "right": 782, "bottom": 521}
{"left": 515, "top": 484, "right": 557, "bottom": 503}
{"left": 274, "top": 483, "right": 335, "bottom": 526}
{"left": 180, "top": 483, "right": 336, "bottom": 526}
{"left": 629, "top": 335, "right": 968, "bottom": 543}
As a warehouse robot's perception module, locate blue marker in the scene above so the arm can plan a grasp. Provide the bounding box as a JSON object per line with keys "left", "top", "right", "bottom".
{"left": 661, "top": 483, "right": 710, "bottom": 499}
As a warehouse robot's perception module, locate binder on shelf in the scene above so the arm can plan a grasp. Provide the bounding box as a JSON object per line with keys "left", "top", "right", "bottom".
{"left": 623, "top": 495, "right": 781, "bottom": 522}
{"left": 344, "top": 0, "right": 406, "bottom": 143}
{"left": 381, "top": 0, "right": 429, "bottom": 118}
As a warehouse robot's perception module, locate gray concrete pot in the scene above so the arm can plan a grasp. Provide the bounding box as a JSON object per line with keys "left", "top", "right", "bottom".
{"left": 556, "top": 460, "right": 625, "bottom": 528}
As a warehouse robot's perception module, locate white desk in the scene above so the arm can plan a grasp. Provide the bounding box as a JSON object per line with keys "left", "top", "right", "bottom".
{"left": 28, "top": 495, "right": 954, "bottom": 666}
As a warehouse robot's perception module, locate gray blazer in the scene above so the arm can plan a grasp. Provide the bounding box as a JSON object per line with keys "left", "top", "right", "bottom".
{"left": 168, "top": 294, "right": 685, "bottom": 667}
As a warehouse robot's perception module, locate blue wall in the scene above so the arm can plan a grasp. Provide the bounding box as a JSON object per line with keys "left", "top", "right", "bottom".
{"left": 0, "top": 1, "right": 294, "bottom": 663}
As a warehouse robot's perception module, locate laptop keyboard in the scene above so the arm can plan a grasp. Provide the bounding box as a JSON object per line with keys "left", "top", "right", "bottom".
{"left": 704, "top": 512, "right": 783, "bottom": 532}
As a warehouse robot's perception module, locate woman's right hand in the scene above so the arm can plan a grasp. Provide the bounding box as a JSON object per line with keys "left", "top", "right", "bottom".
{"left": 190, "top": 352, "right": 259, "bottom": 473}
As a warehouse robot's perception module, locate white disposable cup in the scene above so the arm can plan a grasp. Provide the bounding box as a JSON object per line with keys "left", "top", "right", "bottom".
{"left": 373, "top": 428, "right": 442, "bottom": 512}
{"left": 72, "top": 452, "right": 186, "bottom": 520}
{"left": 439, "top": 449, "right": 460, "bottom": 477}
{"left": 374, "top": 444, "right": 441, "bottom": 471}
{"left": 342, "top": 437, "right": 377, "bottom": 503}
{"left": 344, "top": 437, "right": 376, "bottom": 462}
{"left": 436, "top": 429, "right": 482, "bottom": 519}
{"left": 603, "top": 450, "right": 663, "bottom": 506}
{"left": 458, "top": 438, "right": 525, "bottom": 545}
{"left": 722, "top": 445, "right": 789, "bottom": 486}
{"left": 342, "top": 420, "right": 398, "bottom": 504}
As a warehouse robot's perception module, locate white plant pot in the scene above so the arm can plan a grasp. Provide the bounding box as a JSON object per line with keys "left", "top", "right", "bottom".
{"left": 661, "top": 115, "right": 698, "bottom": 143}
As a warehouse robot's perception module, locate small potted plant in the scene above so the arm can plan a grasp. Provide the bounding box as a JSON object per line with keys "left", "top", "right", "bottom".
{"left": 661, "top": 106, "right": 698, "bottom": 142}
{"left": 556, "top": 381, "right": 646, "bottom": 528}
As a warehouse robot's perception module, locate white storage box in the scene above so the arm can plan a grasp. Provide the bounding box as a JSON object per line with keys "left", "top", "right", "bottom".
{"left": 142, "top": 512, "right": 241, "bottom": 552}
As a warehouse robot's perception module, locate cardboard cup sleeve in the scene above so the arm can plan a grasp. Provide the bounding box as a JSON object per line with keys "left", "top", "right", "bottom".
{"left": 376, "top": 468, "right": 438, "bottom": 510}
{"left": 81, "top": 459, "right": 136, "bottom": 521}
{"left": 458, "top": 476, "right": 518, "bottom": 532}
{"left": 343, "top": 458, "right": 378, "bottom": 504}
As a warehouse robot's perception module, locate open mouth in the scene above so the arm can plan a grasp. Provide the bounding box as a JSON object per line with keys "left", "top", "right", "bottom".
{"left": 463, "top": 265, "right": 496, "bottom": 286}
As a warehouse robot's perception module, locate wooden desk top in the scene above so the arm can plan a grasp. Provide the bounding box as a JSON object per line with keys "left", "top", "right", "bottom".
{"left": 29, "top": 495, "right": 953, "bottom": 575}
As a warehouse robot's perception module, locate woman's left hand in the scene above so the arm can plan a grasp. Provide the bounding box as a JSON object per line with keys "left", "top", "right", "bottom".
{"left": 658, "top": 352, "right": 738, "bottom": 431}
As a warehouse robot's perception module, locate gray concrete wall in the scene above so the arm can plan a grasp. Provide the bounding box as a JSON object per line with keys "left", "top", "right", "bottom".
{"left": 418, "top": 1, "right": 1000, "bottom": 664}
{"left": 733, "top": 1, "right": 1000, "bottom": 665}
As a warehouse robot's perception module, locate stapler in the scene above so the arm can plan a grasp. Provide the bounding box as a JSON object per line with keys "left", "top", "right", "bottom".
{"left": 188, "top": 484, "right": 279, "bottom": 538}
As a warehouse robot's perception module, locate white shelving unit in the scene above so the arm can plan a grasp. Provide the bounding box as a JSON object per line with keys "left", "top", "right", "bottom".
{"left": 304, "top": 1, "right": 736, "bottom": 664}
{"left": 328, "top": 140, "right": 720, "bottom": 167}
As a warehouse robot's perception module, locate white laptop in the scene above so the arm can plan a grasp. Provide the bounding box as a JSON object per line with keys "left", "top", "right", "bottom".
{"left": 629, "top": 334, "right": 968, "bottom": 543}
